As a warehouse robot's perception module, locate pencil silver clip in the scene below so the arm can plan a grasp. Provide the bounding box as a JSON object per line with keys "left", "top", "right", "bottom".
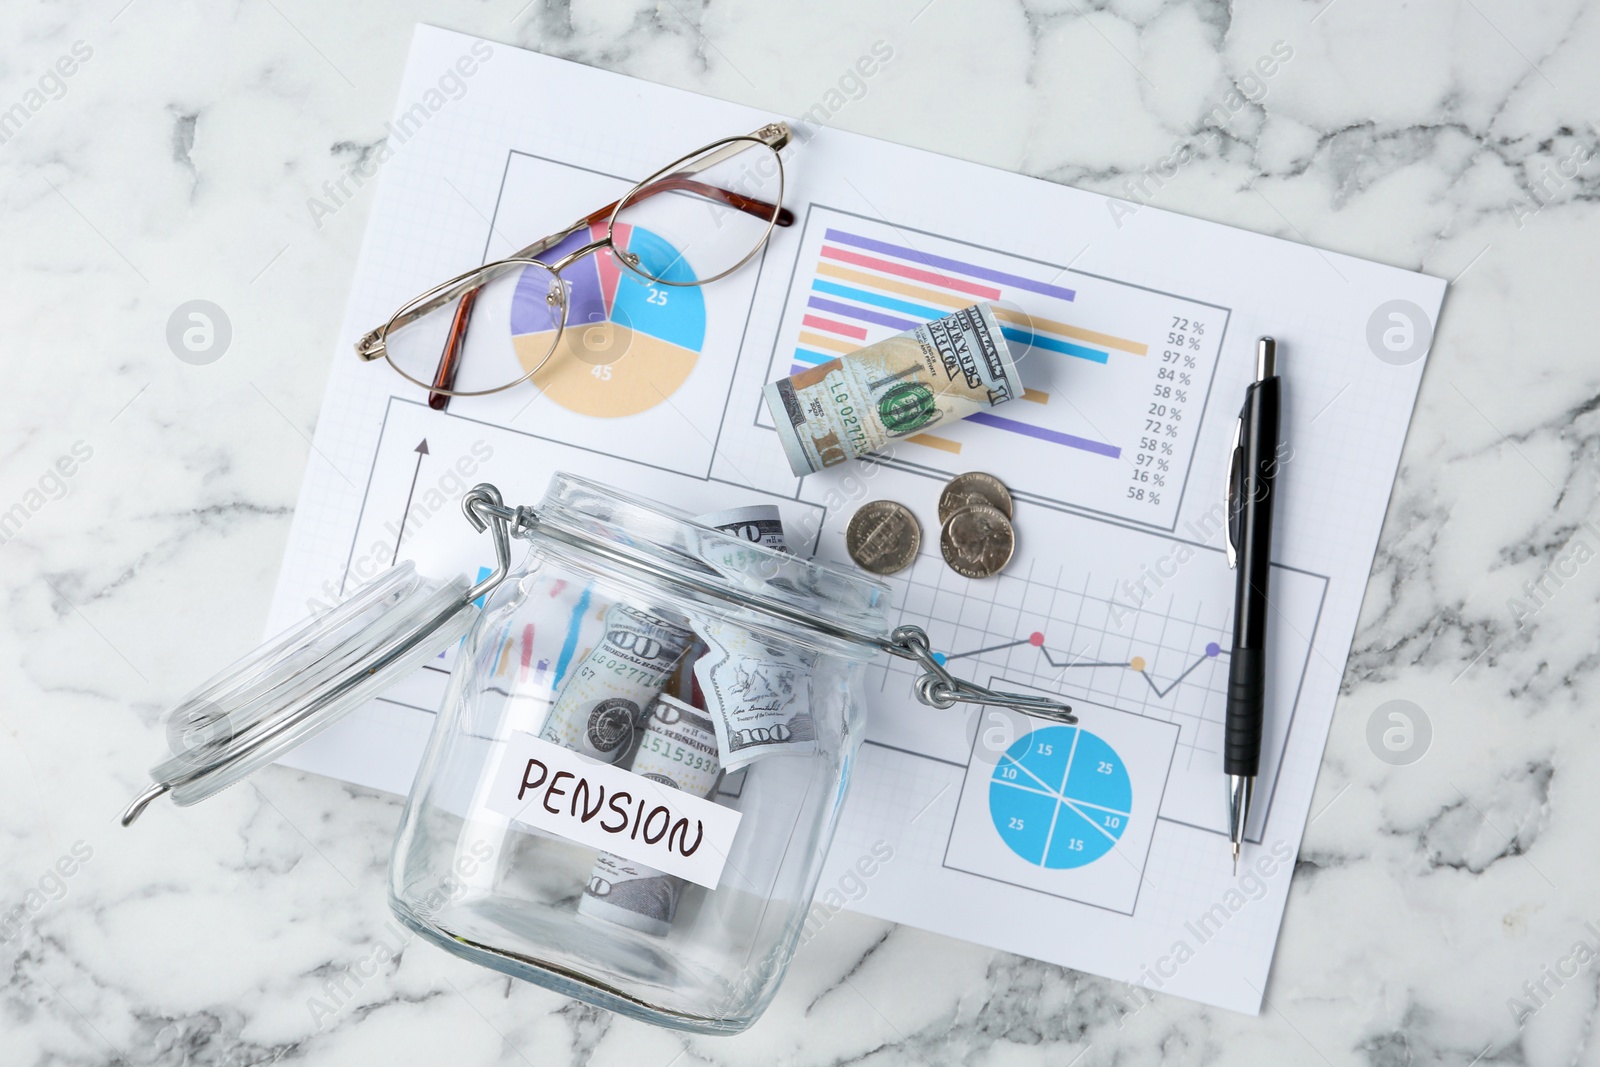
{"left": 1224, "top": 416, "right": 1243, "bottom": 569}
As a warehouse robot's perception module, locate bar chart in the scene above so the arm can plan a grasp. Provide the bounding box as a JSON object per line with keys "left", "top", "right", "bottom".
{"left": 762, "top": 206, "right": 1230, "bottom": 528}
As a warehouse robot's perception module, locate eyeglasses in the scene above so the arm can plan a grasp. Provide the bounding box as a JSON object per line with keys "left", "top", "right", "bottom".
{"left": 356, "top": 123, "right": 793, "bottom": 407}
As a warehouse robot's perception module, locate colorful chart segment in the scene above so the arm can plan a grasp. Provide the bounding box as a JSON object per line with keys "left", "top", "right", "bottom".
{"left": 989, "top": 726, "right": 1132, "bottom": 869}
{"left": 510, "top": 222, "right": 705, "bottom": 418}
{"left": 788, "top": 226, "right": 1153, "bottom": 460}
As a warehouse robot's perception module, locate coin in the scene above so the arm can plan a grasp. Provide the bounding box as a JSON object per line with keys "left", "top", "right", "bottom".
{"left": 847, "top": 500, "right": 921, "bottom": 575}
{"left": 940, "top": 504, "right": 1015, "bottom": 579}
{"left": 938, "top": 472, "right": 1013, "bottom": 524}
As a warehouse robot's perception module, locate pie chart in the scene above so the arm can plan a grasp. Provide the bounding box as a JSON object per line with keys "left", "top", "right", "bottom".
{"left": 510, "top": 221, "right": 706, "bottom": 418}
{"left": 989, "top": 725, "right": 1131, "bottom": 869}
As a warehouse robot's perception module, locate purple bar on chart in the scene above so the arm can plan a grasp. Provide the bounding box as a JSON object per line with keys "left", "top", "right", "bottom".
{"left": 806, "top": 295, "right": 919, "bottom": 332}
{"left": 824, "top": 229, "right": 1077, "bottom": 303}
{"left": 965, "top": 412, "right": 1121, "bottom": 458}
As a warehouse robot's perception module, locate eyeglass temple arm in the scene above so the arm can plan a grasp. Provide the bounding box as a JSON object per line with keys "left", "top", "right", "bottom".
{"left": 356, "top": 259, "right": 524, "bottom": 359}
{"left": 507, "top": 179, "right": 793, "bottom": 263}
{"left": 507, "top": 121, "right": 794, "bottom": 260}
{"left": 427, "top": 285, "right": 479, "bottom": 410}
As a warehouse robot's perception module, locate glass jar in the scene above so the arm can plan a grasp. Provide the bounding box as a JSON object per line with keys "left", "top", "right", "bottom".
{"left": 120, "top": 472, "right": 1072, "bottom": 1034}
{"left": 389, "top": 473, "right": 893, "bottom": 1031}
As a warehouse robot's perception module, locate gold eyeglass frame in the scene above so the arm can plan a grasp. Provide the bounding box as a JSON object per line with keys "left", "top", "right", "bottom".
{"left": 354, "top": 122, "right": 792, "bottom": 401}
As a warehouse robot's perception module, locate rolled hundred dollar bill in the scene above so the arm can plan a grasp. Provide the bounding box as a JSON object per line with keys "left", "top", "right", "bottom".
{"left": 540, "top": 603, "right": 694, "bottom": 764}
{"left": 578, "top": 694, "right": 722, "bottom": 935}
{"left": 652, "top": 507, "right": 787, "bottom": 732}
{"left": 764, "top": 302, "right": 1020, "bottom": 476}
{"left": 687, "top": 508, "right": 817, "bottom": 770}
{"left": 697, "top": 505, "right": 788, "bottom": 550}
{"left": 693, "top": 617, "right": 815, "bottom": 770}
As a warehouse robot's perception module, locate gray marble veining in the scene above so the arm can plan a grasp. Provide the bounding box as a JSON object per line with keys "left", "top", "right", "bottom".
{"left": 3, "top": 1, "right": 1599, "bottom": 1064}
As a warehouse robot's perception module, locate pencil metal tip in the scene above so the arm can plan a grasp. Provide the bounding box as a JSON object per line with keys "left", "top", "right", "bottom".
{"left": 1231, "top": 841, "right": 1240, "bottom": 876}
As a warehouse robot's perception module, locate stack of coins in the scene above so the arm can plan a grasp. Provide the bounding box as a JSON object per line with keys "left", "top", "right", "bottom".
{"left": 937, "top": 473, "right": 1015, "bottom": 579}
{"left": 844, "top": 472, "right": 1016, "bottom": 579}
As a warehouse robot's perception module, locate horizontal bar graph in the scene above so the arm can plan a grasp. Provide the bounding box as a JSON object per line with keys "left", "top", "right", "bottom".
{"left": 797, "top": 330, "right": 857, "bottom": 355}
{"left": 811, "top": 278, "right": 945, "bottom": 322}
{"left": 999, "top": 327, "right": 1110, "bottom": 364}
{"left": 802, "top": 313, "right": 865, "bottom": 340}
{"left": 817, "top": 261, "right": 977, "bottom": 312}
{"left": 907, "top": 433, "right": 963, "bottom": 454}
{"left": 806, "top": 295, "right": 915, "bottom": 332}
{"left": 792, "top": 227, "right": 1148, "bottom": 460}
{"left": 991, "top": 306, "right": 1148, "bottom": 356}
{"left": 770, "top": 207, "right": 1226, "bottom": 528}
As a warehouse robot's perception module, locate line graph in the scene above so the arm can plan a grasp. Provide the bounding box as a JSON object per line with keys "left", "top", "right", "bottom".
{"left": 939, "top": 631, "right": 1225, "bottom": 700}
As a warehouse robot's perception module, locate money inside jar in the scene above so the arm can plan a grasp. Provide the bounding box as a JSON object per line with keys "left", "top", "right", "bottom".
{"left": 763, "top": 303, "right": 1021, "bottom": 476}
{"left": 575, "top": 503, "right": 804, "bottom": 936}
{"left": 578, "top": 694, "right": 723, "bottom": 935}
{"left": 539, "top": 603, "right": 695, "bottom": 763}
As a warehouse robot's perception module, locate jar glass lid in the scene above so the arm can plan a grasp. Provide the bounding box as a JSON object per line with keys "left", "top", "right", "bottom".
{"left": 120, "top": 561, "right": 476, "bottom": 825}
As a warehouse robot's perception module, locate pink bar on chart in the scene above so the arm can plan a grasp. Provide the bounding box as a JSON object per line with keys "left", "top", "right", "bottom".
{"left": 820, "top": 244, "right": 1002, "bottom": 301}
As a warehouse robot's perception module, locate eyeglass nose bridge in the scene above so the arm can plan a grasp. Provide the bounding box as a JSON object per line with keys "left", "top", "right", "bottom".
{"left": 547, "top": 235, "right": 615, "bottom": 276}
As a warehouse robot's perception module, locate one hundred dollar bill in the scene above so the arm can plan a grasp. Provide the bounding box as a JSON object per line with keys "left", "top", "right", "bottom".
{"left": 577, "top": 694, "right": 723, "bottom": 935}
{"left": 694, "top": 503, "right": 799, "bottom": 596}
{"left": 680, "top": 505, "right": 784, "bottom": 716}
{"left": 687, "top": 508, "right": 817, "bottom": 769}
{"left": 692, "top": 617, "right": 816, "bottom": 771}
{"left": 540, "top": 603, "right": 694, "bottom": 764}
{"left": 697, "top": 505, "right": 788, "bottom": 550}
{"left": 763, "top": 302, "right": 1020, "bottom": 476}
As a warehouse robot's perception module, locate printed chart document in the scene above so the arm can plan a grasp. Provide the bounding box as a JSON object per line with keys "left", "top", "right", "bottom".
{"left": 267, "top": 25, "right": 1446, "bottom": 1014}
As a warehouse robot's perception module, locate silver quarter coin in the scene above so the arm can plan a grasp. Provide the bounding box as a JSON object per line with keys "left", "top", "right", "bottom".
{"left": 847, "top": 500, "right": 921, "bottom": 575}
{"left": 940, "top": 504, "right": 1015, "bottom": 579}
{"left": 938, "top": 472, "right": 1013, "bottom": 524}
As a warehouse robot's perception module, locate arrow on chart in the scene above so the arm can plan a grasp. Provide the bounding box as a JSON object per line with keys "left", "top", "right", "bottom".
{"left": 390, "top": 438, "right": 429, "bottom": 566}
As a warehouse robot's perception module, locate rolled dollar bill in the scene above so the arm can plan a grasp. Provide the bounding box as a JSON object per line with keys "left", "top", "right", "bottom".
{"left": 670, "top": 505, "right": 786, "bottom": 720}
{"left": 763, "top": 302, "right": 1020, "bottom": 476}
{"left": 685, "top": 508, "right": 816, "bottom": 770}
{"left": 578, "top": 694, "right": 722, "bottom": 935}
{"left": 693, "top": 617, "right": 815, "bottom": 771}
{"left": 697, "top": 505, "right": 788, "bottom": 550}
{"left": 539, "top": 602, "right": 694, "bottom": 764}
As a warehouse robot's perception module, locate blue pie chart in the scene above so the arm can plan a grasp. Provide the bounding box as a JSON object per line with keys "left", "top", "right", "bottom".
{"left": 989, "top": 725, "right": 1131, "bottom": 869}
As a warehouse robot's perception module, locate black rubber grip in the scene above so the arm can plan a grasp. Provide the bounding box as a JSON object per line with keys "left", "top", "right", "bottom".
{"left": 1224, "top": 646, "right": 1264, "bottom": 776}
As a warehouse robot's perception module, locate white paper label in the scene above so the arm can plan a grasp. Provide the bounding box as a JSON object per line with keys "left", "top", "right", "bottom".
{"left": 485, "top": 731, "right": 742, "bottom": 890}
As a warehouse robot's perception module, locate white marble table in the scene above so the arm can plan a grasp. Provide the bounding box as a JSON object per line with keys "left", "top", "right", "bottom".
{"left": 3, "top": 1, "right": 1597, "bottom": 1064}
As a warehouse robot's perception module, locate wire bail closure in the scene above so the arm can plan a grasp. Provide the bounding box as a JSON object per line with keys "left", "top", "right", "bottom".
{"left": 461, "top": 484, "right": 518, "bottom": 600}
{"left": 462, "top": 483, "right": 1075, "bottom": 725}
{"left": 883, "top": 625, "right": 1076, "bottom": 723}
